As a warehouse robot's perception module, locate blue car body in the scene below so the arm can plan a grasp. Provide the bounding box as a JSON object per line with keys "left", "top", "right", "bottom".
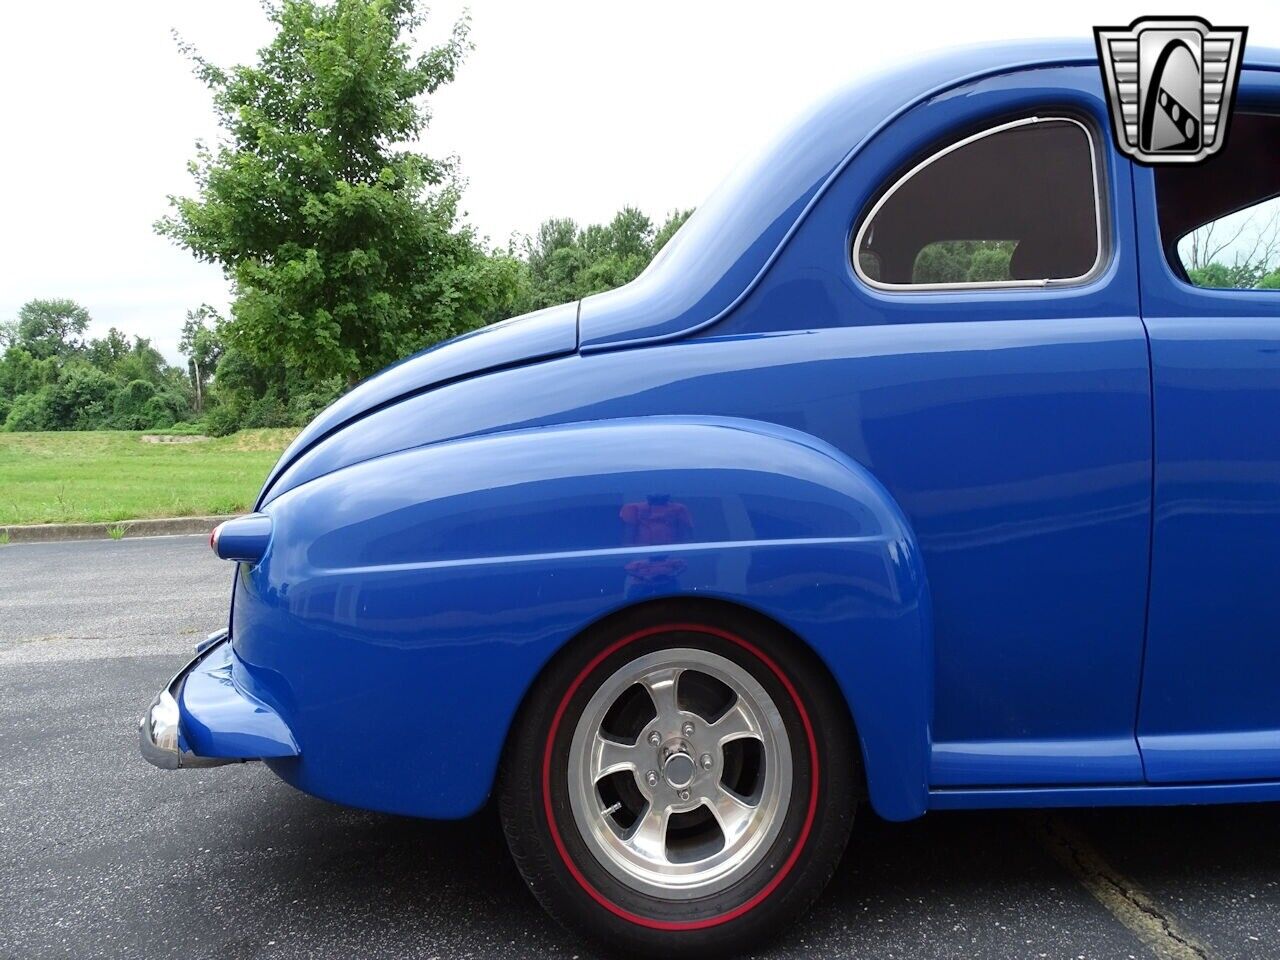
{"left": 166, "top": 41, "right": 1280, "bottom": 824}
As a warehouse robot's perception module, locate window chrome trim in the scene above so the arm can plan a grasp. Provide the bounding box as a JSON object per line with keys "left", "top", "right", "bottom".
{"left": 852, "top": 115, "right": 1108, "bottom": 292}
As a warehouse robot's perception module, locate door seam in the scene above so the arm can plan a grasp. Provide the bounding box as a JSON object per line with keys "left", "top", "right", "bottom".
{"left": 1129, "top": 157, "right": 1157, "bottom": 784}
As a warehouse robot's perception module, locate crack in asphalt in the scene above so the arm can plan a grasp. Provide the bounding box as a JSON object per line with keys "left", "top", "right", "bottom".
{"left": 1031, "top": 812, "right": 1214, "bottom": 960}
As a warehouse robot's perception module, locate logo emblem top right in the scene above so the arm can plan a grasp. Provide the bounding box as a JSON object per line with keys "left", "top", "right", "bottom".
{"left": 1095, "top": 17, "right": 1247, "bottom": 165}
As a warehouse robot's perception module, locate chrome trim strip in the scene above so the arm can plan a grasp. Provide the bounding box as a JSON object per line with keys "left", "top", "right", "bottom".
{"left": 195, "top": 627, "right": 228, "bottom": 655}
{"left": 852, "top": 115, "right": 1108, "bottom": 292}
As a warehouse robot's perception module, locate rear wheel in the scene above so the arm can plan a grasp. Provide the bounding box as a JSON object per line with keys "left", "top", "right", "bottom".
{"left": 499, "top": 603, "right": 857, "bottom": 958}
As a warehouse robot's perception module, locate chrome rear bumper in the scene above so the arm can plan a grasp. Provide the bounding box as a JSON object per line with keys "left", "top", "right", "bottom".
{"left": 139, "top": 632, "right": 237, "bottom": 769}
{"left": 139, "top": 629, "right": 298, "bottom": 770}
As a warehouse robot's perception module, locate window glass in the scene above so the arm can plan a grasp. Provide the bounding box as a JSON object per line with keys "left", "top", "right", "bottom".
{"left": 912, "top": 240, "right": 1016, "bottom": 284}
{"left": 1158, "top": 115, "right": 1280, "bottom": 290}
{"left": 856, "top": 119, "right": 1100, "bottom": 287}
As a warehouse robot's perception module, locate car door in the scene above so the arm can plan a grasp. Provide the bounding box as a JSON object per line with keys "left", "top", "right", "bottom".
{"left": 1135, "top": 76, "right": 1280, "bottom": 783}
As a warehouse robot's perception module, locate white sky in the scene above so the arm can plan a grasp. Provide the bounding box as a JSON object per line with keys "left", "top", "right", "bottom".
{"left": 2, "top": 1, "right": 1277, "bottom": 362}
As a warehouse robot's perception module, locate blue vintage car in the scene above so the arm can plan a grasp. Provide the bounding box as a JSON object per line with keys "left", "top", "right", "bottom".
{"left": 142, "top": 39, "right": 1280, "bottom": 955}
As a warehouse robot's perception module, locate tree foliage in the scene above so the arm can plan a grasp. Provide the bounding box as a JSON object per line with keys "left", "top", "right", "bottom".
{"left": 15, "top": 299, "right": 92, "bottom": 359}
{"left": 179, "top": 305, "right": 225, "bottom": 414}
{"left": 157, "top": 0, "right": 522, "bottom": 391}
{"left": 8, "top": 4, "right": 703, "bottom": 435}
{"left": 1183, "top": 199, "right": 1280, "bottom": 289}
{"left": 516, "top": 207, "right": 692, "bottom": 313}
{"left": 911, "top": 240, "right": 1014, "bottom": 284}
{"left": 1186, "top": 260, "right": 1280, "bottom": 290}
{"left": 2, "top": 199, "right": 696, "bottom": 434}
{"left": 0, "top": 300, "right": 194, "bottom": 432}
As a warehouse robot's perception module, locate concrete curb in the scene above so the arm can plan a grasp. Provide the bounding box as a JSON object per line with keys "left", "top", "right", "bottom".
{"left": 1, "top": 515, "right": 236, "bottom": 545}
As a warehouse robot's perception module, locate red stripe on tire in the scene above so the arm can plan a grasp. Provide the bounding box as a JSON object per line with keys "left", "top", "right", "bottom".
{"left": 541, "top": 622, "right": 821, "bottom": 931}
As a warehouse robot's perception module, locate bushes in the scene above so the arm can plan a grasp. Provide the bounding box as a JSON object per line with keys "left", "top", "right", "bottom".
{"left": 141, "top": 395, "right": 178, "bottom": 430}
{"left": 197, "top": 341, "right": 342, "bottom": 436}
{"left": 202, "top": 380, "right": 340, "bottom": 437}
{"left": 111, "top": 380, "right": 158, "bottom": 429}
{"left": 202, "top": 390, "right": 332, "bottom": 436}
{"left": 53, "top": 364, "right": 117, "bottom": 429}
{"left": 1, "top": 368, "right": 191, "bottom": 433}
{"left": 204, "top": 392, "right": 289, "bottom": 436}
{"left": 202, "top": 403, "right": 240, "bottom": 437}
{"left": 0, "top": 315, "right": 195, "bottom": 433}
{"left": 4, "top": 391, "right": 56, "bottom": 431}
{"left": 912, "top": 240, "right": 1014, "bottom": 284}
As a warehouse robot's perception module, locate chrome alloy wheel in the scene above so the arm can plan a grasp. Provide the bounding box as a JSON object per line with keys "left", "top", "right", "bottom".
{"left": 567, "top": 647, "right": 793, "bottom": 899}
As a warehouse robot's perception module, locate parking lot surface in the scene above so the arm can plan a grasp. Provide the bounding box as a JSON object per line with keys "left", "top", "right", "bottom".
{"left": 1, "top": 536, "right": 1277, "bottom": 959}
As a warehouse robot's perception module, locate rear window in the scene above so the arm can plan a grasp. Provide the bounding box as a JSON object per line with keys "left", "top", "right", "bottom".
{"left": 855, "top": 118, "right": 1102, "bottom": 288}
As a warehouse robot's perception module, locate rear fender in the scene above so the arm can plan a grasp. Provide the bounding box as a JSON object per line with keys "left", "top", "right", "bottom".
{"left": 233, "top": 417, "right": 932, "bottom": 821}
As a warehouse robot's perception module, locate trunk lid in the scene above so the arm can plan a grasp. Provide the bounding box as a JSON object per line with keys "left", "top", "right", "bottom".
{"left": 256, "top": 301, "right": 579, "bottom": 504}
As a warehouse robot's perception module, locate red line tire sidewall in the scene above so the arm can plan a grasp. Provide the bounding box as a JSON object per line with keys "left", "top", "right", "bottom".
{"left": 500, "top": 603, "right": 857, "bottom": 957}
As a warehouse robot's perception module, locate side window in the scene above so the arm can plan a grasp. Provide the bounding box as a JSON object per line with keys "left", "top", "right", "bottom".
{"left": 1157, "top": 114, "right": 1280, "bottom": 290}
{"left": 855, "top": 117, "right": 1102, "bottom": 289}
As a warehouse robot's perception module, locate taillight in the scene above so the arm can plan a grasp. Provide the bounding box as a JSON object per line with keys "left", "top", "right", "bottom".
{"left": 210, "top": 513, "right": 273, "bottom": 563}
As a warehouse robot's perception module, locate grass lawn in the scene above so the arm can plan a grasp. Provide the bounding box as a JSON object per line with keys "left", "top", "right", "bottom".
{"left": 0, "top": 429, "right": 298, "bottom": 526}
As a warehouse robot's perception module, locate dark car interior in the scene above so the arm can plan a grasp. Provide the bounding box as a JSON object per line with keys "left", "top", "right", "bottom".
{"left": 1153, "top": 113, "right": 1280, "bottom": 282}
{"left": 857, "top": 119, "right": 1100, "bottom": 285}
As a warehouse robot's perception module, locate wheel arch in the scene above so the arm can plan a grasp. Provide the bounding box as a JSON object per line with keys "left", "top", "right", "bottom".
{"left": 469, "top": 417, "right": 934, "bottom": 822}
{"left": 501, "top": 593, "right": 869, "bottom": 793}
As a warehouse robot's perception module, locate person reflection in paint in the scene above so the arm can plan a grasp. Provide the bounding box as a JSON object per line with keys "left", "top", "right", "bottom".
{"left": 621, "top": 494, "right": 693, "bottom": 600}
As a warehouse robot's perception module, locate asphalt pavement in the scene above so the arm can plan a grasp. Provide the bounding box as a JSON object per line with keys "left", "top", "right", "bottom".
{"left": 1, "top": 536, "right": 1278, "bottom": 959}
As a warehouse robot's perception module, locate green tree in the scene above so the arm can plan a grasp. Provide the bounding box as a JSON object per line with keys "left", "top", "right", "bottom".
{"left": 966, "top": 243, "right": 1013, "bottom": 282}
{"left": 912, "top": 240, "right": 1012, "bottom": 284}
{"left": 112, "top": 337, "right": 171, "bottom": 386}
{"left": 156, "top": 0, "right": 516, "bottom": 389}
{"left": 911, "top": 243, "right": 969, "bottom": 284}
{"left": 85, "top": 328, "right": 132, "bottom": 370}
{"left": 0, "top": 348, "right": 47, "bottom": 401}
{"left": 0, "top": 296, "right": 197, "bottom": 432}
{"left": 516, "top": 206, "right": 695, "bottom": 313}
{"left": 1187, "top": 262, "right": 1232, "bottom": 289}
{"left": 577, "top": 207, "right": 655, "bottom": 293}
{"left": 49, "top": 362, "right": 117, "bottom": 430}
{"left": 15, "top": 298, "right": 91, "bottom": 359}
{"left": 1189, "top": 260, "right": 1279, "bottom": 289}
{"left": 111, "top": 380, "right": 159, "bottom": 430}
{"left": 4, "top": 391, "right": 56, "bottom": 432}
{"left": 652, "top": 208, "right": 694, "bottom": 255}
{"left": 178, "top": 305, "right": 225, "bottom": 414}
{"left": 523, "top": 217, "right": 590, "bottom": 310}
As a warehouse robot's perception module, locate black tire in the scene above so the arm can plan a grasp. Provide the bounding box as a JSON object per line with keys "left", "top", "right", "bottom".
{"left": 498, "top": 601, "right": 858, "bottom": 958}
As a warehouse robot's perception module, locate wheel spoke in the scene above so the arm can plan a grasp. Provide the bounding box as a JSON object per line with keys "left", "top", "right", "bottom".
{"left": 567, "top": 646, "right": 794, "bottom": 899}
{"left": 592, "top": 733, "right": 640, "bottom": 781}
{"left": 707, "top": 786, "right": 755, "bottom": 844}
{"left": 627, "top": 803, "right": 670, "bottom": 862}
{"left": 640, "top": 667, "right": 684, "bottom": 728}
{"left": 710, "top": 698, "right": 759, "bottom": 745}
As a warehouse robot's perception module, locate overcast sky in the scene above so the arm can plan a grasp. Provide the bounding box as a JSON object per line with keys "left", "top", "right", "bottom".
{"left": 2, "top": 1, "right": 1278, "bottom": 362}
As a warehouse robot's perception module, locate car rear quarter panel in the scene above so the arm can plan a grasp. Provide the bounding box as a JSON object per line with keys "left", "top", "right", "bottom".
{"left": 234, "top": 418, "right": 930, "bottom": 820}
